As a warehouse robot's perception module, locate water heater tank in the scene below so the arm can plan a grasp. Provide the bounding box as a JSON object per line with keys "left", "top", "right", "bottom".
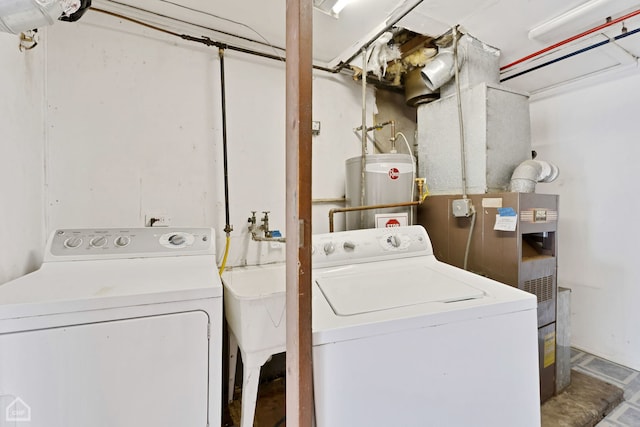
{"left": 345, "top": 153, "right": 414, "bottom": 230}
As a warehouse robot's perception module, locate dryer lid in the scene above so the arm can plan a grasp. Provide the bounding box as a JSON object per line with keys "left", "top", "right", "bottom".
{"left": 315, "top": 263, "right": 485, "bottom": 316}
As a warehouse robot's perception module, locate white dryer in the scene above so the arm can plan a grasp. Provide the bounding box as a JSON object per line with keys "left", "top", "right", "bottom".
{"left": 312, "top": 225, "right": 540, "bottom": 427}
{"left": 0, "top": 227, "right": 222, "bottom": 427}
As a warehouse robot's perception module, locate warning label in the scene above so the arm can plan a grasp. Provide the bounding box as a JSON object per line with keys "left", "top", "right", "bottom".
{"left": 375, "top": 213, "right": 408, "bottom": 228}
{"left": 543, "top": 331, "right": 556, "bottom": 368}
{"left": 385, "top": 219, "right": 401, "bottom": 228}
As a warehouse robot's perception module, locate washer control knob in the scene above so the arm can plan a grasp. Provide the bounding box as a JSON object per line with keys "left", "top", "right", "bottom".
{"left": 388, "top": 235, "right": 401, "bottom": 248}
{"left": 343, "top": 241, "right": 356, "bottom": 251}
{"left": 169, "top": 234, "right": 186, "bottom": 246}
{"left": 64, "top": 237, "right": 83, "bottom": 249}
{"left": 90, "top": 236, "right": 107, "bottom": 248}
{"left": 114, "top": 236, "right": 130, "bottom": 247}
{"left": 323, "top": 242, "right": 335, "bottom": 255}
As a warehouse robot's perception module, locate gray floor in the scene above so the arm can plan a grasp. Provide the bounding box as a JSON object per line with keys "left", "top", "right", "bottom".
{"left": 571, "top": 348, "right": 640, "bottom": 426}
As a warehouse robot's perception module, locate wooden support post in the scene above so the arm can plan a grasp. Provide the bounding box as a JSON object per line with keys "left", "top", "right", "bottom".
{"left": 285, "top": 0, "right": 314, "bottom": 426}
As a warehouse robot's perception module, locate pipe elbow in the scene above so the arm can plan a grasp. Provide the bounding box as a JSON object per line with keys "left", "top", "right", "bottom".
{"left": 509, "top": 160, "right": 559, "bottom": 193}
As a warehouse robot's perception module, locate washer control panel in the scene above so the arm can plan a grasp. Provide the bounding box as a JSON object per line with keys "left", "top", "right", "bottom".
{"left": 47, "top": 227, "right": 215, "bottom": 261}
{"left": 312, "top": 225, "right": 433, "bottom": 268}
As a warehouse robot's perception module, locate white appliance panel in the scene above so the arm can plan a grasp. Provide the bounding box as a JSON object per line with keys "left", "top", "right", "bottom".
{"left": 313, "top": 308, "right": 540, "bottom": 427}
{"left": 0, "top": 227, "right": 223, "bottom": 427}
{"left": 311, "top": 226, "right": 540, "bottom": 427}
{"left": 0, "top": 311, "right": 209, "bottom": 427}
{"left": 316, "top": 263, "right": 484, "bottom": 315}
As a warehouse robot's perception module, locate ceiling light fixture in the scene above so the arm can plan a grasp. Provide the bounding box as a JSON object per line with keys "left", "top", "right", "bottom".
{"left": 528, "top": 0, "right": 617, "bottom": 41}
{"left": 313, "top": 0, "right": 355, "bottom": 18}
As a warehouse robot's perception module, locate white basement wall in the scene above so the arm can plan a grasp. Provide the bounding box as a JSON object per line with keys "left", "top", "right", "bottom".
{"left": 0, "top": 33, "right": 45, "bottom": 285}
{"left": 531, "top": 70, "right": 640, "bottom": 370}
{"left": 45, "top": 12, "right": 367, "bottom": 267}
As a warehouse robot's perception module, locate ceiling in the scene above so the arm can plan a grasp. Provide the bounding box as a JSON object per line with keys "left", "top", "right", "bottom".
{"left": 93, "top": 0, "right": 640, "bottom": 95}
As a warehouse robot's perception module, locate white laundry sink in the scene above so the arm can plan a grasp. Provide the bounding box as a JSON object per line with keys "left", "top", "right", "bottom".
{"left": 222, "top": 263, "right": 286, "bottom": 357}
{"left": 223, "top": 262, "right": 287, "bottom": 427}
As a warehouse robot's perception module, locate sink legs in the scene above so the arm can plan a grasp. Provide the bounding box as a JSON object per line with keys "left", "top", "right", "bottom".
{"left": 228, "top": 330, "right": 286, "bottom": 427}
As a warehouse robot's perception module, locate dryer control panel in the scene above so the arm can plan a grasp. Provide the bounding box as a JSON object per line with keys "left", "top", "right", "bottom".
{"left": 312, "top": 225, "right": 433, "bottom": 268}
{"left": 46, "top": 227, "right": 215, "bottom": 261}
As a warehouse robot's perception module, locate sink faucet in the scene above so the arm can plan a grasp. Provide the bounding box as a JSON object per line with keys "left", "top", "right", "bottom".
{"left": 247, "top": 210, "right": 286, "bottom": 243}
{"left": 248, "top": 211, "right": 258, "bottom": 231}
{"left": 261, "top": 211, "right": 271, "bottom": 238}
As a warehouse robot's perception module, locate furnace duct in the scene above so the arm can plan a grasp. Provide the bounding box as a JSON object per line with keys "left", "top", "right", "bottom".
{"left": 0, "top": 0, "right": 89, "bottom": 34}
{"left": 509, "top": 160, "right": 559, "bottom": 193}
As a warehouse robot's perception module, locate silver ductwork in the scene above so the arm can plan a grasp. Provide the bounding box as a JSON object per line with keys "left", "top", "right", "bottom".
{"left": 509, "top": 160, "right": 559, "bottom": 193}
{"left": 0, "top": 0, "right": 89, "bottom": 34}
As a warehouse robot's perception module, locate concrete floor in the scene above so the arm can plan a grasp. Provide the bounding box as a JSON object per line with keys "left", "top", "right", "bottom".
{"left": 225, "top": 348, "right": 636, "bottom": 427}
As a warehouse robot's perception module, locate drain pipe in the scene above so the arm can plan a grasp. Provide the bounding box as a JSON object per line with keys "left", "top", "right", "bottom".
{"left": 509, "top": 160, "right": 560, "bottom": 193}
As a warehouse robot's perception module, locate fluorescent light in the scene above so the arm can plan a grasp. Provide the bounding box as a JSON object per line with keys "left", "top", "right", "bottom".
{"left": 529, "top": 0, "right": 617, "bottom": 41}
{"left": 313, "top": 0, "right": 354, "bottom": 18}
{"left": 331, "top": 0, "right": 352, "bottom": 14}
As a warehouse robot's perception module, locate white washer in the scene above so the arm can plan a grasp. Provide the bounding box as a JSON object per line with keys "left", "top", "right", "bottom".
{"left": 312, "top": 225, "right": 541, "bottom": 427}
{"left": 0, "top": 227, "right": 222, "bottom": 427}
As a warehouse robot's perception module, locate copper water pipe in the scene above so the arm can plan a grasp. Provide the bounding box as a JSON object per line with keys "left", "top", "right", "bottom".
{"left": 329, "top": 201, "right": 421, "bottom": 232}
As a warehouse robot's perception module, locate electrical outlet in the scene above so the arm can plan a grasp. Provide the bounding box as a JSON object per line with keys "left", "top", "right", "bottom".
{"left": 145, "top": 213, "right": 172, "bottom": 227}
{"left": 312, "top": 121, "right": 321, "bottom": 135}
{"left": 452, "top": 199, "right": 474, "bottom": 218}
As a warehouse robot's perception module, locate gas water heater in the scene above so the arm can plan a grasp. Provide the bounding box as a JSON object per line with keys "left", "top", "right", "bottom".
{"left": 345, "top": 153, "right": 414, "bottom": 230}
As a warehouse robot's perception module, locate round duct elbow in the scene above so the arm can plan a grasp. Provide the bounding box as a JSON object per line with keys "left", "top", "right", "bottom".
{"left": 509, "top": 160, "right": 559, "bottom": 193}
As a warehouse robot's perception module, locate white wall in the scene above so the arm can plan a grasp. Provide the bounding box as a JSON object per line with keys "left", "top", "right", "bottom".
{"left": 530, "top": 70, "right": 640, "bottom": 370}
{"left": 45, "top": 13, "right": 367, "bottom": 267}
{"left": 0, "top": 33, "right": 45, "bottom": 284}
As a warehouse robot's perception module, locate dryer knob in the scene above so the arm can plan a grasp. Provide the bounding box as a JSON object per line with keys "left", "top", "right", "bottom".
{"left": 114, "top": 236, "right": 130, "bottom": 247}
{"left": 323, "top": 242, "right": 335, "bottom": 255}
{"left": 90, "top": 236, "right": 107, "bottom": 248}
{"left": 388, "top": 235, "right": 401, "bottom": 248}
{"left": 169, "top": 234, "right": 186, "bottom": 246}
{"left": 343, "top": 241, "right": 356, "bottom": 251}
{"left": 64, "top": 237, "right": 83, "bottom": 249}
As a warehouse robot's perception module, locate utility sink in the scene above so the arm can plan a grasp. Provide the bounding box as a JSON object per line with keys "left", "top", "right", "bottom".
{"left": 222, "top": 262, "right": 286, "bottom": 427}
{"left": 222, "top": 262, "right": 286, "bottom": 357}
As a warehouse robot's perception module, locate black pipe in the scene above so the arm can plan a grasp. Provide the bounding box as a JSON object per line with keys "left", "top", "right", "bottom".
{"left": 219, "top": 48, "right": 232, "bottom": 234}
{"left": 501, "top": 26, "right": 640, "bottom": 83}
{"left": 106, "top": 0, "right": 287, "bottom": 53}
{"left": 93, "top": 0, "right": 422, "bottom": 75}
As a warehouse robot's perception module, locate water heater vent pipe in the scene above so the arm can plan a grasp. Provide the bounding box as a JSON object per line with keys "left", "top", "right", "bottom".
{"left": 509, "top": 160, "right": 560, "bottom": 193}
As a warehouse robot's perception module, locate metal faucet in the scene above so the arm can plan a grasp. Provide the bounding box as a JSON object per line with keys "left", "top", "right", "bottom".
{"left": 247, "top": 210, "right": 286, "bottom": 243}
{"left": 248, "top": 211, "right": 257, "bottom": 231}
{"left": 261, "top": 211, "right": 271, "bottom": 238}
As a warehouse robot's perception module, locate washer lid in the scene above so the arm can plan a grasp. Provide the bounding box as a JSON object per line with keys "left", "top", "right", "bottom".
{"left": 315, "top": 263, "right": 484, "bottom": 316}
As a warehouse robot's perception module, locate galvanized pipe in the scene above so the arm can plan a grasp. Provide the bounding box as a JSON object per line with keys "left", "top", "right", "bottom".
{"left": 329, "top": 201, "right": 421, "bottom": 232}
{"left": 360, "top": 47, "right": 368, "bottom": 228}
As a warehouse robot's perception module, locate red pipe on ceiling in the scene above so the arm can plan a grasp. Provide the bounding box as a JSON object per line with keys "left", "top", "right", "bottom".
{"left": 501, "top": 8, "right": 640, "bottom": 71}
